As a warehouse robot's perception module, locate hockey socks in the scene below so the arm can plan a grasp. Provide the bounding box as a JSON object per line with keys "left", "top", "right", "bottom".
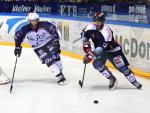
{"left": 119, "top": 66, "right": 142, "bottom": 89}
{"left": 125, "top": 73, "right": 142, "bottom": 89}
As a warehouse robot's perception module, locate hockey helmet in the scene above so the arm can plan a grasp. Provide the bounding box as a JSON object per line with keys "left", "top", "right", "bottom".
{"left": 93, "top": 13, "right": 105, "bottom": 22}
{"left": 26, "top": 13, "right": 39, "bottom": 20}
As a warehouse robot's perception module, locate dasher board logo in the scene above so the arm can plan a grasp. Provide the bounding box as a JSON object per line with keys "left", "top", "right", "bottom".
{"left": 6, "top": 17, "right": 28, "bottom": 35}
{"left": 6, "top": 17, "right": 57, "bottom": 35}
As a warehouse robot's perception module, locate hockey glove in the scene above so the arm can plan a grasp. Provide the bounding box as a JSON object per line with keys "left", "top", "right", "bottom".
{"left": 83, "top": 52, "right": 94, "bottom": 64}
{"left": 14, "top": 46, "right": 22, "bottom": 57}
{"left": 83, "top": 41, "right": 91, "bottom": 53}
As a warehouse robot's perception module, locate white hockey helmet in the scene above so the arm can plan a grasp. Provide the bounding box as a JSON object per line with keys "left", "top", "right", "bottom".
{"left": 26, "top": 13, "right": 39, "bottom": 20}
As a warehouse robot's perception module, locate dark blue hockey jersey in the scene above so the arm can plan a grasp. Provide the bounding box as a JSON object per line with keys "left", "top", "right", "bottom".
{"left": 14, "top": 21, "right": 61, "bottom": 49}
{"left": 81, "top": 24, "right": 121, "bottom": 52}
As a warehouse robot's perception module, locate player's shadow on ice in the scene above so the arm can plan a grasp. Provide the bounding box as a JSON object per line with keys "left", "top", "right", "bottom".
{"left": 89, "top": 85, "right": 108, "bottom": 91}
{"left": 14, "top": 78, "right": 56, "bottom": 84}
{"left": 89, "top": 85, "right": 139, "bottom": 91}
{"left": 116, "top": 86, "right": 142, "bottom": 90}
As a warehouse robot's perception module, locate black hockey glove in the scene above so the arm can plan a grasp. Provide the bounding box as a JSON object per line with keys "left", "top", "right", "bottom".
{"left": 14, "top": 46, "right": 22, "bottom": 57}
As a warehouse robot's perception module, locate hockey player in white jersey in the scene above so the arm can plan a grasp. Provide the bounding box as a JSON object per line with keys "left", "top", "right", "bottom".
{"left": 0, "top": 19, "right": 10, "bottom": 85}
{"left": 81, "top": 13, "right": 142, "bottom": 89}
{"left": 0, "top": 67, "right": 10, "bottom": 85}
{"left": 14, "top": 13, "right": 66, "bottom": 85}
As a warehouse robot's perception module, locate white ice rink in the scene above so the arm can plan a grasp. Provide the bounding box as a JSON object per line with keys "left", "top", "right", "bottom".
{"left": 0, "top": 45, "right": 150, "bottom": 113}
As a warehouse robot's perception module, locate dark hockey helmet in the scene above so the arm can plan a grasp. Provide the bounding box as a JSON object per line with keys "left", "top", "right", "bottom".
{"left": 93, "top": 13, "right": 105, "bottom": 22}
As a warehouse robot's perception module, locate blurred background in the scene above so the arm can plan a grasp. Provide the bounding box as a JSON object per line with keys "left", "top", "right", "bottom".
{"left": 0, "top": 0, "right": 150, "bottom": 24}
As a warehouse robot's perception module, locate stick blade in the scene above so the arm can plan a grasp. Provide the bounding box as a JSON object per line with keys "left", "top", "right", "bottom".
{"left": 9, "top": 85, "right": 13, "bottom": 93}
{"left": 79, "top": 80, "right": 83, "bottom": 88}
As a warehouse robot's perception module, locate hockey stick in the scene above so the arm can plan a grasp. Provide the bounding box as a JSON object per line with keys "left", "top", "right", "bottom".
{"left": 79, "top": 64, "right": 86, "bottom": 88}
{"left": 10, "top": 55, "right": 18, "bottom": 93}
{"left": 72, "top": 38, "right": 81, "bottom": 44}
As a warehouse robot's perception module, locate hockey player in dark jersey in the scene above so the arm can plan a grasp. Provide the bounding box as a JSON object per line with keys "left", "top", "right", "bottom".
{"left": 81, "top": 13, "right": 142, "bottom": 89}
{"left": 14, "top": 13, "right": 66, "bottom": 85}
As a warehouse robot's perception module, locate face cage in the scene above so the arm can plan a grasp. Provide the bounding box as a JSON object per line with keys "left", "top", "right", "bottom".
{"left": 93, "top": 19, "right": 105, "bottom": 23}
{"left": 93, "top": 17, "right": 105, "bottom": 22}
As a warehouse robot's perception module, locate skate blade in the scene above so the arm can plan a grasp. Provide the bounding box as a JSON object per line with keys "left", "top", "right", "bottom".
{"left": 58, "top": 81, "right": 68, "bottom": 85}
{"left": 110, "top": 79, "right": 118, "bottom": 90}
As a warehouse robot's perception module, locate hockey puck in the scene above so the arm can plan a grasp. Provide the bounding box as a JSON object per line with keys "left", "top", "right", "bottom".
{"left": 93, "top": 100, "right": 98, "bottom": 104}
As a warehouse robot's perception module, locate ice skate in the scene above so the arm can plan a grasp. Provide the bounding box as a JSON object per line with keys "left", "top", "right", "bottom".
{"left": 132, "top": 81, "right": 142, "bottom": 89}
{"left": 56, "top": 72, "right": 67, "bottom": 85}
{"left": 109, "top": 75, "right": 118, "bottom": 90}
{"left": 58, "top": 77, "right": 67, "bottom": 85}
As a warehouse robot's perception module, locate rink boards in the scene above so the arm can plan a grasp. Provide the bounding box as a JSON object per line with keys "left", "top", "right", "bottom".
{"left": 0, "top": 13, "right": 150, "bottom": 78}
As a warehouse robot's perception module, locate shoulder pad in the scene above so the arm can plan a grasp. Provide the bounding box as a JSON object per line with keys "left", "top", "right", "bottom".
{"left": 40, "top": 21, "right": 56, "bottom": 28}
{"left": 40, "top": 21, "right": 50, "bottom": 24}
{"left": 21, "top": 24, "right": 30, "bottom": 29}
{"left": 40, "top": 21, "right": 54, "bottom": 26}
{"left": 20, "top": 24, "right": 31, "bottom": 33}
{"left": 102, "top": 25, "right": 111, "bottom": 31}
{"left": 84, "top": 24, "right": 96, "bottom": 32}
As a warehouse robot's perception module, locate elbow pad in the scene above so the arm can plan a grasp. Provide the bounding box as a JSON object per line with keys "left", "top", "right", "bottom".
{"left": 93, "top": 47, "right": 103, "bottom": 57}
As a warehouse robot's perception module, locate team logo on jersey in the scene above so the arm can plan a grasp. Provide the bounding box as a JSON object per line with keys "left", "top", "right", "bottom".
{"left": 102, "top": 43, "right": 108, "bottom": 48}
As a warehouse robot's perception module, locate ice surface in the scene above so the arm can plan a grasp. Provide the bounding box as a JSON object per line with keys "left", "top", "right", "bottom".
{"left": 0, "top": 45, "right": 150, "bottom": 113}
